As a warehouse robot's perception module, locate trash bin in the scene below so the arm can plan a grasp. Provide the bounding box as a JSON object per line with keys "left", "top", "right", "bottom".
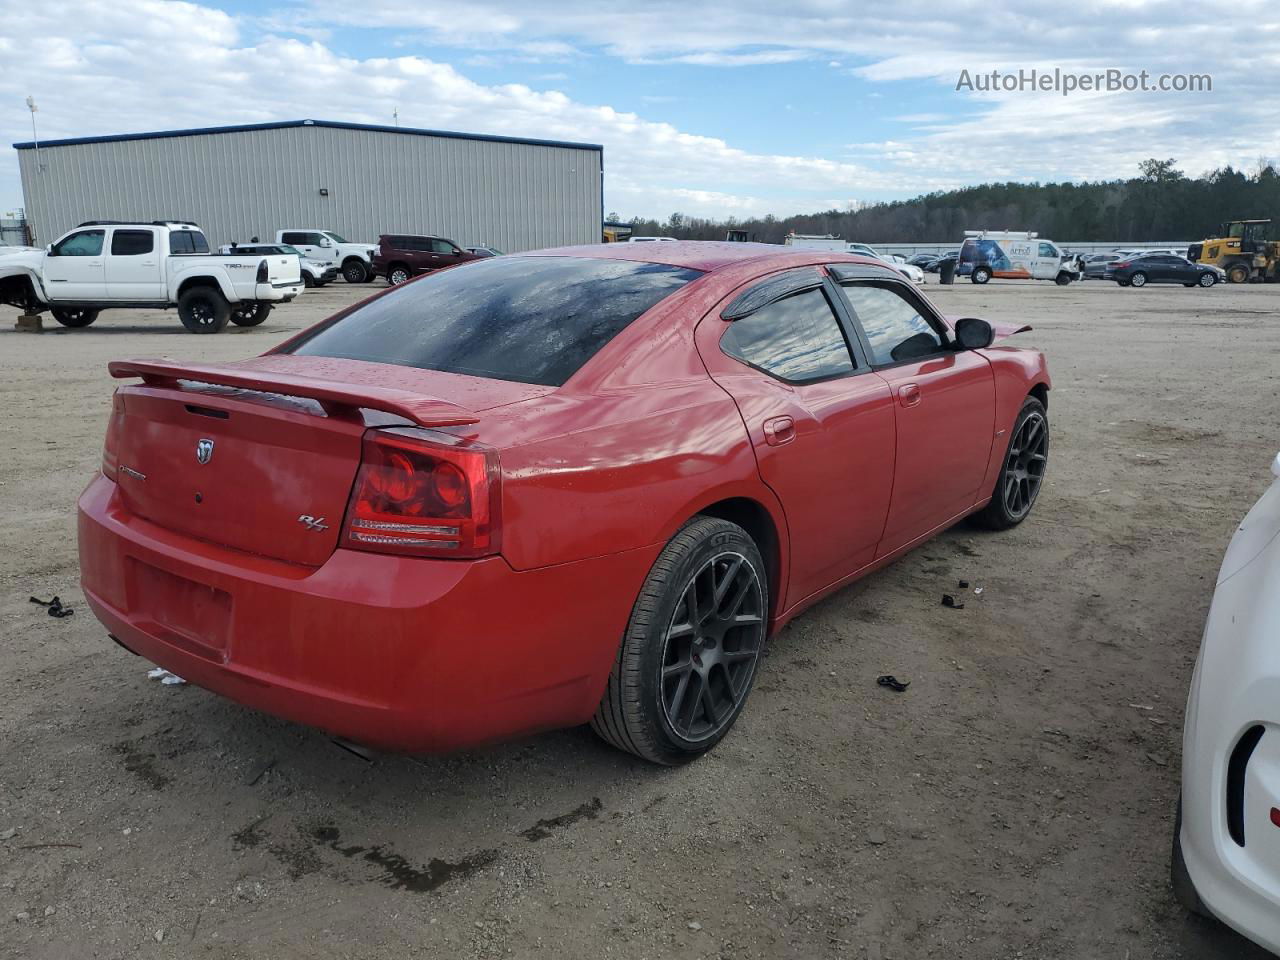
{"left": 939, "top": 259, "right": 956, "bottom": 285}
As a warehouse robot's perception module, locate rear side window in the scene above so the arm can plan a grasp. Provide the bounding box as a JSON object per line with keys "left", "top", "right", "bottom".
{"left": 840, "top": 283, "right": 942, "bottom": 365}
{"left": 287, "top": 256, "right": 702, "bottom": 386}
{"left": 720, "top": 287, "right": 854, "bottom": 383}
{"left": 169, "top": 231, "right": 210, "bottom": 254}
{"left": 111, "top": 230, "right": 154, "bottom": 256}
{"left": 281, "top": 232, "right": 307, "bottom": 245}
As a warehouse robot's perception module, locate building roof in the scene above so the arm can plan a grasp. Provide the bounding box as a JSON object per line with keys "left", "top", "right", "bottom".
{"left": 12, "top": 118, "right": 603, "bottom": 153}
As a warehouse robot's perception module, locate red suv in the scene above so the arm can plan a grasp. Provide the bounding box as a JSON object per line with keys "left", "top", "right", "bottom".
{"left": 373, "top": 234, "right": 480, "bottom": 284}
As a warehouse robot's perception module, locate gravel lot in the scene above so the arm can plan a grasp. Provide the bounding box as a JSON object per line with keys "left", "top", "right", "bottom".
{"left": 1, "top": 275, "right": 1277, "bottom": 959}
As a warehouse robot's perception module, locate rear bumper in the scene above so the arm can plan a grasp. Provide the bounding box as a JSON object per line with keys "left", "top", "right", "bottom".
{"left": 78, "top": 474, "right": 657, "bottom": 752}
{"left": 255, "top": 281, "right": 305, "bottom": 300}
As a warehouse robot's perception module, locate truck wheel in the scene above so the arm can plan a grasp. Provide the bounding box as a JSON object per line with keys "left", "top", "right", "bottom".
{"left": 178, "top": 287, "right": 230, "bottom": 334}
{"left": 50, "top": 307, "right": 100, "bottom": 328}
{"left": 388, "top": 264, "right": 411, "bottom": 285}
{"left": 230, "top": 303, "right": 272, "bottom": 327}
{"left": 302, "top": 274, "right": 314, "bottom": 288}
{"left": 1227, "top": 263, "right": 1250, "bottom": 284}
{"left": 1055, "top": 272, "right": 1072, "bottom": 286}
{"left": 971, "top": 266, "right": 991, "bottom": 284}
{"left": 342, "top": 259, "right": 370, "bottom": 283}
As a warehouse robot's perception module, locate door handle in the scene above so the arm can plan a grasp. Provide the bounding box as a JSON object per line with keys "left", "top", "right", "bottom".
{"left": 899, "top": 383, "right": 921, "bottom": 407}
{"left": 763, "top": 415, "right": 795, "bottom": 446}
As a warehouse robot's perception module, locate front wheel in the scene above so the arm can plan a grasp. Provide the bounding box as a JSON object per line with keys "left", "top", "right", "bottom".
{"left": 342, "top": 259, "right": 370, "bottom": 283}
{"left": 230, "top": 303, "right": 272, "bottom": 327}
{"left": 1055, "top": 272, "right": 1072, "bottom": 286}
{"left": 177, "top": 287, "right": 230, "bottom": 334}
{"left": 971, "top": 266, "right": 991, "bottom": 284}
{"left": 592, "top": 516, "right": 768, "bottom": 765}
{"left": 973, "top": 395, "right": 1048, "bottom": 530}
{"left": 50, "top": 307, "right": 100, "bottom": 328}
{"left": 1130, "top": 271, "right": 1148, "bottom": 288}
{"left": 302, "top": 274, "right": 314, "bottom": 288}
{"left": 1198, "top": 272, "right": 1216, "bottom": 288}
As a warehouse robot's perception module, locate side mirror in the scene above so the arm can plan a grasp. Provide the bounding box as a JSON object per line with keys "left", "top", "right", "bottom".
{"left": 452, "top": 247, "right": 463, "bottom": 256}
{"left": 318, "top": 238, "right": 332, "bottom": 248}
{"left": 954, "top": 317, "right": 994, "bottom": 350}
{"left": 44, "top": 244, "right": 54, "bottom": 255}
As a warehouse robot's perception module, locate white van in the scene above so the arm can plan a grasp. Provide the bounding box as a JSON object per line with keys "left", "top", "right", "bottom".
{"left": 957, "top": 231, "right": 1081, "bottom": 285}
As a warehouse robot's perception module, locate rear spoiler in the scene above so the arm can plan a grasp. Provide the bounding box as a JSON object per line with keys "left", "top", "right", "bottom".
{"left": 108, "top": 359, "right": 480, "bottom": 428}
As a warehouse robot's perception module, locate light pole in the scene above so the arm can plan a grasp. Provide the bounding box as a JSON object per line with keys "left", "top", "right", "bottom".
{"left": 25, "top": 96, "right": 40, "bottom": 171}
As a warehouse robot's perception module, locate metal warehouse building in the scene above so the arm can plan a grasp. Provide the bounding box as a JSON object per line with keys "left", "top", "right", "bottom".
{"left": 14, "top": 119, "right": 603, "bottom": 252}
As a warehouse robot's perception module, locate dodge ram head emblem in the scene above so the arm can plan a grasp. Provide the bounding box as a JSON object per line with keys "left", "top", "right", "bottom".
{"left": 195, "top": 438, "right": 215, "bottom": 465}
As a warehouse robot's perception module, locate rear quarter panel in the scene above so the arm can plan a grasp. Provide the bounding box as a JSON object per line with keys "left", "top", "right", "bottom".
{"left": 474, "top": 266, "right": 788, "bottom": 576}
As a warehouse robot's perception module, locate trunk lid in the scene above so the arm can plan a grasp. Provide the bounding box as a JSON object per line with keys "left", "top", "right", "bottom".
{"left": 106, "top": 356, "right": 546, "bottom": 567}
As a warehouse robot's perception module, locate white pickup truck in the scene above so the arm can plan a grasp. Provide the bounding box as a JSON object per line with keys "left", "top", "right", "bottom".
{"left": 276, "top": 230, "right": 378, "bottom": 283}
{"left": 0, "top": 221, "right": 304, "bottom": 333}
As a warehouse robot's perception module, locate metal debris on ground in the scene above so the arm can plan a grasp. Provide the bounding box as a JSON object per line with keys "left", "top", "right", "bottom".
{"left": 29, "top": 595, "right": 73, "bottom": 618}
{"left": 147, "top": 667, "right": 187, "bottom": 686}
{"left": 941, "top": 594, "right": 965, "bottom": 609}
{"left": 876, "top": 675, "right": 910, "bottom": 692}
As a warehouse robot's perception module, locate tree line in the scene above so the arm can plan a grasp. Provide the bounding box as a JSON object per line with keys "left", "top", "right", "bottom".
{"left": 617, "top": 159, "right": 1280, "bottom": 244}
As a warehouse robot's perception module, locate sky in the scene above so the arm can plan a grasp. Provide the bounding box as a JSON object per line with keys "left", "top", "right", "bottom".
{"left": 0, "top": 0, "right": 1276, "bottom": 222}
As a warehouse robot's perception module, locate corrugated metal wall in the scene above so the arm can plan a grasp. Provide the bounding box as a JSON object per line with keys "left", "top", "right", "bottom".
{"left": 16, "top": 125, "right": 603, "bottom": 251}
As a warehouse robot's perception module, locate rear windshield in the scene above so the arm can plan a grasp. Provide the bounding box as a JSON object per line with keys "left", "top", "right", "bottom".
{"left": 286, "top": 256, "right": 703, "bottom": 386}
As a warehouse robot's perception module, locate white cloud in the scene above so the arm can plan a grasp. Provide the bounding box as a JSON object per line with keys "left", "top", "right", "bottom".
{"left": 2, "top": 0, "right": 1278, "bottom": 223}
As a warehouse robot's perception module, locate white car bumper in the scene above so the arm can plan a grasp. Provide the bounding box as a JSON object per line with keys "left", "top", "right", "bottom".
{"left": 1180, "top": 454, "right": 1280, "bottom": 955}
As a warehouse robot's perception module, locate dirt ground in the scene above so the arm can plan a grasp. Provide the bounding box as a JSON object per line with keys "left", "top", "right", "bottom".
{"left": 1, "top": 274, "right": 1277, "bottom": 960}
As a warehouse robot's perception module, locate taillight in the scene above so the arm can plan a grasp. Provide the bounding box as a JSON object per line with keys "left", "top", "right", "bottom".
{"left": 1113, "top": 261, "right": 1131, "bottom": 269}
{"left": 256, "top": 260, "right": 268, "bottom": 282}
{"left": 341, "top": 429, "right": 500, "bottom": 559}
{"left": 102, "top": 390, "right": 123, "bottom": 479}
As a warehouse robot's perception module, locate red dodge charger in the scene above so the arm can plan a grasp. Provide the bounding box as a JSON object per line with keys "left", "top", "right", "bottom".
{"left": 78, "top": 242, "right": 1050, "bottom": 764}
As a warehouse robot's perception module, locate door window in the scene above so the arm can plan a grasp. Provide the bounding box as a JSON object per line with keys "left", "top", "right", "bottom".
{"left": 720, "top": 287, "right": 855, "bottom": 383}
{"left": 839, "top": 283, "right": 943, "bottom": 365}
{"left": 111, "top": 230, "right": 155, "bottom": 256}
{"left": 430, "top": 239, "right": 457, "bottom": 254}
{"left": 1038, "top": 242, "right": 1057, "bottom": 258}
{"left": 53, "top": 230, "right": 104, "bottom": 257}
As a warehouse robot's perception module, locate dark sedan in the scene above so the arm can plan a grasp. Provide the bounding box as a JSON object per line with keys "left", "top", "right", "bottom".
{"left": 1106, "top": 254, "right": 1223, "bottom": 288}
{"left": 907, "top": 253, "right": 938, "bottom": 268}
{"left": 925, "top": 252, "right": 959, "bottom": 274}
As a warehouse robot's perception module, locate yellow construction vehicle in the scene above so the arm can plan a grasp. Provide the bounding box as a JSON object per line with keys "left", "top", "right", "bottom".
{"left": 1188, "top": 219, "right": 1280, "bottom": 283}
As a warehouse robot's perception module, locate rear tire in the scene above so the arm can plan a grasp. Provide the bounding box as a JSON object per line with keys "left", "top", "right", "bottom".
{"left": 973, "top": 395, "right": 1048, "bottom": 530}
{"left": 230, "top": 303, "right": 272, "bottom": 327}
{"left": 971, "top": 266, "right": 991, "bottom": 284}
{"left": 177, "top": 287, "right": 230, "bottom": 334}
{"left": 1227, "top": 263, "right": 1250, "bottom": 284}
{"left": 388, "top": 264, "right": 411, "bottom": 285}
{"left": 342, "top": 259, "right": 370, "bottom": 283}
{"left": 591, "top": 517, "right": 768, "bottom": 765}
{"left": 50, "top": 307, "right": 99, "bottom": 328}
